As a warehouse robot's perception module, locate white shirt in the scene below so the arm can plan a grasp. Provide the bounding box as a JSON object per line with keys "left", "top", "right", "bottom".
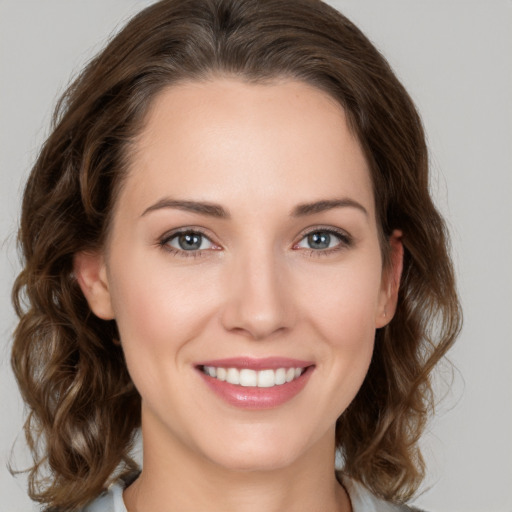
{"left": 82, "top": 476, "right": 424, "bottom": 511}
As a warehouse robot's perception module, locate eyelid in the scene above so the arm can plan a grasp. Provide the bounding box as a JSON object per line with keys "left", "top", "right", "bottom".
{"left": 157, "top": 225, "right": 353, "bottom": 258}
{"left": 158, "top": 227, "right": 221, "bottom": 257}
{"left": 292, "top": 225, "right": 353, "bottom": 252}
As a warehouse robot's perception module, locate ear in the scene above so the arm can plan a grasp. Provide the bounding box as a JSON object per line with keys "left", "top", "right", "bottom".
{"left": 375, "top": 230, "right": 403, "bottom": 328}
{"left": 73, "top": 251, "right": 115, "bottom": 320}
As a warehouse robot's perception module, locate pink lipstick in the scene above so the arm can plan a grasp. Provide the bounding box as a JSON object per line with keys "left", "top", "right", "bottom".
{"left": 195, "top": 357, "right": 314, "bottom": 409}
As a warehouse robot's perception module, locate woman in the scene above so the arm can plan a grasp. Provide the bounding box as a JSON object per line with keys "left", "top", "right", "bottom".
{"left": 11, "top": 0, "right": 461, "bottom": 510}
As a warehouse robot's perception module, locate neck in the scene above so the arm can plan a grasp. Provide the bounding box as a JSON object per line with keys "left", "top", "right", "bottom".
{"left": 123, "top": 409, "right": 351, "bottom": 512}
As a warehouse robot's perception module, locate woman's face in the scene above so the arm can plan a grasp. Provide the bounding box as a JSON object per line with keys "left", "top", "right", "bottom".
{"left": 76, "top": 78, "right": 401, "bottom": 473}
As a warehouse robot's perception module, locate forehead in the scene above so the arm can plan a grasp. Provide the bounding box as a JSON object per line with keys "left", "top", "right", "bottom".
{"left": 121, "top": 77, "right": 374, "bottom": 219}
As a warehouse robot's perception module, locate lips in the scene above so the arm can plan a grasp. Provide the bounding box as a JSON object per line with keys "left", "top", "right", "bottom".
{"left": 200, "top": 366, "right": 305, "bottom": 387}
{"left": 195, "top": 357, "right": 314, "bottom": 409}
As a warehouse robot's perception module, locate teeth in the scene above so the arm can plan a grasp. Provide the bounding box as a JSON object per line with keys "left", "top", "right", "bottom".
{"left": 226, "top": 367, "right": 240, "bottom": 385}
{"left": 275, "top": 368, "right": 286, "bottom": 385}
{"left": 239, "top": 369, "right": 257, "bottom": 387}
{"left": 258, "top": 369, "right": 275, "bottom": 388}
{"left": 202, "top": 366, "right": 305, "bottom": 388}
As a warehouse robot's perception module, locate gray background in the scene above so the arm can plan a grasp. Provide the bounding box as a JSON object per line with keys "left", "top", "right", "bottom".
{"left": 1, "top": 1, "right": 511, "bottom": 511}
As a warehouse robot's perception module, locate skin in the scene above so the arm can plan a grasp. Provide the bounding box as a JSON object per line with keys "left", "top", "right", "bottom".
{"left": 75, "top": 77, "right": 402, "bottom": 512}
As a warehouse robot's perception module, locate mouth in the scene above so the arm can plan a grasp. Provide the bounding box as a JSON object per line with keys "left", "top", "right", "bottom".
{"left": 195, "top": 358, "right": 314, "bottom": 409}
{"left": 198, "top": 365, "right": 306, "bottom": 388}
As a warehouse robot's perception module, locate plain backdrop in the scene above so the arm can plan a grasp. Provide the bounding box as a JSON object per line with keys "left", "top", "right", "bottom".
{"left": 1, "top": 1, "right": 511, "bottom": 511}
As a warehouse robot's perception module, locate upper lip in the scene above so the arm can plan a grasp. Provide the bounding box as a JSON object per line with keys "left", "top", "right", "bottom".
{"left": 195, "top": 357, "right": 314, "bottom": 370}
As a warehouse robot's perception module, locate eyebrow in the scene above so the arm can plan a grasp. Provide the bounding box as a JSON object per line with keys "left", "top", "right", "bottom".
{"left": 141, "top": 199, "right": 230, "bottom": 218}
{"left": 141, "top": 197, "right": 368, "bottom": 219}
{"left": 292, "top": 198, "right": 368, "bottom": 217}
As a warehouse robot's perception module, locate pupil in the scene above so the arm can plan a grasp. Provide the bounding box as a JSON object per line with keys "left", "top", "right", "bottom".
{"left": 308, "top": 232, "right": 330, "bottom": 249}
{"left": 178, "top": 233, "right": 202, "bottom": 250}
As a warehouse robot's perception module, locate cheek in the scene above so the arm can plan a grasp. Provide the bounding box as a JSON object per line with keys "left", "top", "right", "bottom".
{"left": 299, "top": 259, "right": 383, "bottom": 347}
{"left": 107, "top": 253, "right": 220, "bottom": 364}
{"left": 279, "top": 259, "right": 383, "bottom": 430}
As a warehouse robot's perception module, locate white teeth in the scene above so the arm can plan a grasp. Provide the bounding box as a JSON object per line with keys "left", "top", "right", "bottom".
{"left": 203, "top": 366, "right": 305, "bottom": 388}
{"left": 226, "top": 368, "right": 240, "bottom": 385}
{"left": 239, "top": 369, "right": 257, "bottom": 387}
{"left": 204, "top": 366, "right": 217, "bottom": 377}
{"left": 258, "top": 369, "right": 275, "bottom": 388}
{"left": 275, "top": 368, "right": 286, "bottom": 385}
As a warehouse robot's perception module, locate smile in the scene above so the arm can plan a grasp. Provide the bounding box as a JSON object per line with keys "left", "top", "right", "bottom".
{"left": 200, "top": 366, "right": 305, "bottom": 388}
{"left": 196, "top": 358, "right": 314, "bottom": 409}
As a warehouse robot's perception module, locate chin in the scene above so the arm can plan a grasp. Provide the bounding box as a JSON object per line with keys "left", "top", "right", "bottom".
{"left": 196, "top": 428, "right": 314, "bottom": 473}
{"left": 208, "top": 448, "right": 299, "bottom": 473}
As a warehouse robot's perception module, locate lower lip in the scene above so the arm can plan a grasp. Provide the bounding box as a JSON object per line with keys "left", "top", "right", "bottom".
{"left": 197, "top": 367, "right": 314, "bottom": 410}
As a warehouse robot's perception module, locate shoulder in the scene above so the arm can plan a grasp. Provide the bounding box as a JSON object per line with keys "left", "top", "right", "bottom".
{"left": 80, "top": 482, "right": 127, "bottom": 512}
{"left": 341, "top": 474, "right": 427, "bottom": 512}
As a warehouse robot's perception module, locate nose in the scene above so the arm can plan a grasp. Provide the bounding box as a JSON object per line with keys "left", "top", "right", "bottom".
{"left": 220, "top": 246, "right": 295, "bottom": 340}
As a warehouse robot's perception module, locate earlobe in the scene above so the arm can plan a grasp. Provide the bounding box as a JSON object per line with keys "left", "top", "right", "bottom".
{"left": 376, "top": 230, "right": 404, "bottom": 328}
{"left": 73, "top": 251, "right": 115, "bottom": 320}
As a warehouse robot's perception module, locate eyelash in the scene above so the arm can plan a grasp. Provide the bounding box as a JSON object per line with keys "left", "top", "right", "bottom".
{"left": 294, "top": 226, "right": 353, "bottom": 257}
{"left": 158, "top": 226, "right": 353, "bottom": 259}
{"left": 158, "top": 227, "right": 215, "bottom": 259}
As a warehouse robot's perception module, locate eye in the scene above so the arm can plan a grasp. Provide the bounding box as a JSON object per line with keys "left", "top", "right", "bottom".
{"left": 295, "top": 229, "right": 351, "bottom": 252}
{"left": 162, "top": 230, "right": 216, "bottom": 253}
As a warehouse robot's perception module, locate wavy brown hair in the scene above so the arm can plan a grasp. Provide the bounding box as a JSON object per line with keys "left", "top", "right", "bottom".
{"left": 11, "top": 0, "right": 461, "bottom": 509}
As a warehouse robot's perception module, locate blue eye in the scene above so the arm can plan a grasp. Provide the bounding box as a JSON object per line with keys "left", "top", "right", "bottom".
{"left": 165, "top": 231, "right": 214, "bottom": 252}
{"left": 296, "top": 229, "right": 350, "bottom": 251}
